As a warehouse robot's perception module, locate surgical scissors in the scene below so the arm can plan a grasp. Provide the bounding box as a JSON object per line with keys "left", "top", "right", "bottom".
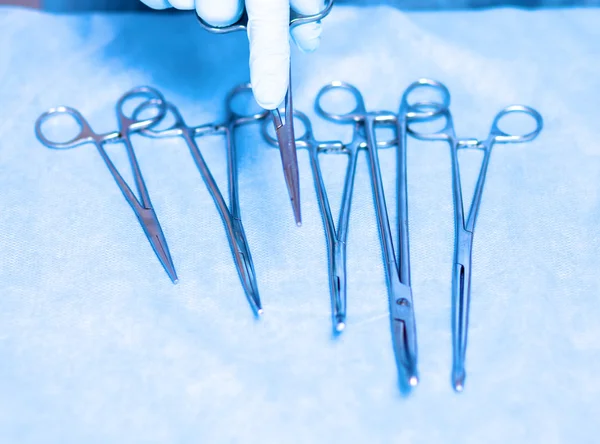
{"left": 262, "top": 110, "right": 395, "bottom": 333}
{"left": 197, "top": 0, "right": 335, "bottom": 227}
{"left": 408, "top": 92, "right": 543, "bottom": 392}
{"left": 136, "top": 84, "right": 267, "bottom": 315}
{"left": 315, "top": 81, "right": 441, "bottom": 387}
{"left": 34, "top": 86, "right": 179, "bottom": 283}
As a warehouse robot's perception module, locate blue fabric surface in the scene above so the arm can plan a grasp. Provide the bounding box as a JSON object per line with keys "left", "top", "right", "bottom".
{"left": 1, "top": 5, "right": 600, "bottom": 443}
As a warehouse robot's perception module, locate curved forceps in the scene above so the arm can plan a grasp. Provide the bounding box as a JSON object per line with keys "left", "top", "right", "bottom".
{"left": 138, "top": 84, "right": 268, "bottom": 315}
{"left": 316, "top": 81, "right": 430, "bottom": 387}
{"left": 197, "top": 0, "right": 335, "bottom": 227}
{"left": 408, "top": 93, "right": 543, "bottom": 392}
{"left": 34, "top": 86, "right": 179, "bottom": 283}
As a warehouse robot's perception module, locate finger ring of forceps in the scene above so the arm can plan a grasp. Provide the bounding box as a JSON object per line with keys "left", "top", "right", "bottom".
{"left": 134, "top": 84, "right": 268, "bottom": 316}
{"left": 35, "top": 86, "right": 179, "bottom": 283}
{"left": 262, "top": 109, "right": 395, "bottom": 334}
{"left": 197, "top": 0, "right": 335, "bottom": 227}
{"left": 407, "top": 83, "right": 543, "bottom": 392}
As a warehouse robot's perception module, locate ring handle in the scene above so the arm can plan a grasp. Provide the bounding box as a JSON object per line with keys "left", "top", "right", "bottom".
{"left": 134, "top": 100, "right": 187, "bottom": 139}
{"left": 116, "top": 86, "right": 167, "bottom": 133}
{"left": 489, "top": 105, "right": 543, "bottom": 143}
{"left": 35, "top": 106, "right": 103, "bottom": 149}
{"left": 261, "top": 109, "right": 313, "bottom": 149}
{"left": 400, "top": 78, "right": 451, "bottom": 120}
{"left": 406, "top": 101, "right": 455, "bottom": 142}
{"left": 315, "top": 81, "right": 367, "bottom": 123}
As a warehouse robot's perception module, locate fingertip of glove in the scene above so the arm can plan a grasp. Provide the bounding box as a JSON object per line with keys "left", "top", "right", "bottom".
{"left": 291, "top": 23, "right": 322, "bottom": 53}
{"left": 252, "top": 75, "right": 287, "bottom": 110}
{"left": 196, "top": 1, "right": 243, "bottom": 27}
{"left": 296, "top": 35, "right": 321, "bottom": 53}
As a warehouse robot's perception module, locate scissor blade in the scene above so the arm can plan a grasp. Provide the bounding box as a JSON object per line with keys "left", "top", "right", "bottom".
{"left": 452, "top": 260, "right": 471, "bottom": 392}
{"left": 137, "top": 207, "right": 179, "bottom": 284}
{"left": 272, "top": 92, "right": 302, "bottom": 226}
{"left": 232, "top": 219, "right": 263, "bottom": 315}
{"left": 389, "top": 281, "right": 419, "bottom": 387}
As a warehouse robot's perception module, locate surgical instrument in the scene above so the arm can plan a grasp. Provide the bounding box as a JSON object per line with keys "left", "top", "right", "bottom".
{"left": 408, "top": 93, "right": 543, "bottom": 392}
{"left": 262, "top": 110, "right": 395, "bottom": 333}
{"left": 34, "top": 86, "right": 179, "bottom": 283}
{"left": 136, "top": 84, "right": 267, "bottom": 315}
{"left": 396, "top": 78, "right": 451, "bottom": 292}
{"left": 197, "top": 0, "right": 335, "bottom": 227}
{"left": 315, "top": 81, "right": 434, "bottom": 388}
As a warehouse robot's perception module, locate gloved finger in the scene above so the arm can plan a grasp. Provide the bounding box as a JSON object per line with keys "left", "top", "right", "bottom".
{"left": 246, "top": 0, "right": 290, "bottom": 110}
{"left": 289, "top": 0, "right": 324, "bottom": 52}
{"left": 139, "top": 0, "right": 171, "bottom": 9}
{"left": 196, "top": 0, "right": 244, "bottom": 27}
{"left": 168, "top": 0, "right": 194, "bottom": 9}
{"left": 290, "top": 22, "right": 322, "bottom": 53}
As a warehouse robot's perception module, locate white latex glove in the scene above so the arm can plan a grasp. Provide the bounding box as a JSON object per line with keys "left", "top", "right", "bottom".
{"left": 140, "top": 0, "right": 325, "bottom": 110}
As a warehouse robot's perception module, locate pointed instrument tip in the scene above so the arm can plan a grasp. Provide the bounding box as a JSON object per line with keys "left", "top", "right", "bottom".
{"left": 292, "top": 200, "right": 302, "bottom": 227}
{"left": 334, "top": 314, "right": 346, "bottom": 333}
{"left": 165, "top": 266, "right": 179, "bottom": 284}
{"left": 255, "top": 299, "right": 264, "bottom": 316}
{"left": 148, "top": 230, "right": 178, "bottom": 285}
{"left": 453, "top": 371, "right": 466, "bottom": 393}
{"left": 409, "top": 375, "right": 419, "bottom": 387}
{"left": 166, "top": 267, "right": 179, "bottom": 284}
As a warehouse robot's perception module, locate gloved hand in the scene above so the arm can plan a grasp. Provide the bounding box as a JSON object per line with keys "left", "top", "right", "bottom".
{"left": 140, "top": 0, "right": 326, "bottom": 110}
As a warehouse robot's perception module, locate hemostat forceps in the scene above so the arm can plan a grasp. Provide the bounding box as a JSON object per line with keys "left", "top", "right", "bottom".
{"left": 262, "top": 110, "right": 395, "bottom": 333}
{"left": 136, "top": 84, "right": 267, "bottom": 315}
{"left": 197, "top": 0, "right": 335, "bottom": 226}
{"left": 408, "top": 88, "right": 543, "bottom": 392}
{"left": 315, "top": 81, "right": 425, "bottom": 387}
{"left": 34, "top": 86, "right": 178, "bottom": 283}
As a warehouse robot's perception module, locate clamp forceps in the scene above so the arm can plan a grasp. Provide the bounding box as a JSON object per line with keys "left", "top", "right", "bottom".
{"left": 197, "top": 0, "right": 335, "bottom": 226}
{"left": 408, "top": 91, "right": 543, "bottom": 391}
{"left": 262, "top": 110, "right": 395, "bottom": 333}
{"left": 136, "top": 84, "right": 267, "bottom": 315}
{"left": 315, "top": 81, "right": 427, "bottom": 387}
{"left": 35, "top": 86, "right": 178, "bottom": 283}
